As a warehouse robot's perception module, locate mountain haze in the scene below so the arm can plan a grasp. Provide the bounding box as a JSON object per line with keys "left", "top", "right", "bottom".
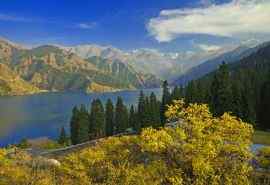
{"left": 66, "top": 45, "right": 231, "bottom": 81}
{"left": 173, "top": 43, "right": 265, "bottom": 85}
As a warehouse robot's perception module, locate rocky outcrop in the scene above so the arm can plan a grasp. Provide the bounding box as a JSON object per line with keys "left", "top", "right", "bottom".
{"left": 0, "top": 63, "right": 42, "bottom": 96}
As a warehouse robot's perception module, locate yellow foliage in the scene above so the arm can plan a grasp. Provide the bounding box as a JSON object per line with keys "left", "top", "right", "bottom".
{"left": 257, "top": 146, "right": 270, "bottom": 170}
{"left": 0, "top": 101, "right": 254, "bottom": 185}
{"left": 86, "top": 82, "right": 121, "bottom": 93}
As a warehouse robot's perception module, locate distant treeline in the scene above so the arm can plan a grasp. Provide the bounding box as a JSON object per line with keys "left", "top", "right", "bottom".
{"left": 68, "top": 81, "right": 183, "bottom": 145}
{"left": 183, "top": 62, "right": 270, "bottom": 130}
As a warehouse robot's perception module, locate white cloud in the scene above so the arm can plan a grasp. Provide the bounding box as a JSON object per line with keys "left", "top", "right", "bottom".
{"left": 77, "top": 22, "right": 97, "bottom": 29}
{"left": 147, "top": 0, "right": 270, "bottom": 42}
{"left": 196, "top": 44, "right": 222, "bottom": 52}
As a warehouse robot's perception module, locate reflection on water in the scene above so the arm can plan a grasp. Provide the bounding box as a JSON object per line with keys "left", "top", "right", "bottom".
{"left": 0, "top": 89, "right": 161, "bottom": 147}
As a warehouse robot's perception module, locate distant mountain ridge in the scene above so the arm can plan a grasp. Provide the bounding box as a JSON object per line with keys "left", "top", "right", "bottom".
{"left": 173, "top": 42, "right": 267, "bottom": 85}
{"left": 66, "top": 45, "right": 232, "bottom": 81}
{"left": 0, "top": 39, "right": 161, "bottom": 96}
{"left": 1, "top": 36, "right": 265, "bottom": 96}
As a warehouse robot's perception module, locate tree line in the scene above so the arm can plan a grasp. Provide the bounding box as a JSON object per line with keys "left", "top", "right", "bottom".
{"left": 183, "top": 62, "right": 270, "bottom": 130}
{"left": 63, "top": 59, "right": 270, "bottom": 146}
{"left": 68, "top": 90, "right": 168, "bottom": 145}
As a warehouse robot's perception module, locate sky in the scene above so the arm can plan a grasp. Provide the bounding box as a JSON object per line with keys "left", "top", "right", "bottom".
{"left": 0, "top": 0, "right": 270, "bottom": 52}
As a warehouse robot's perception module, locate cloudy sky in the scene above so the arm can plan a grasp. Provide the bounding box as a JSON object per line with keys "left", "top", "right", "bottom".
{"left": 0, "top": 0, "right": 270, "bottom": 52}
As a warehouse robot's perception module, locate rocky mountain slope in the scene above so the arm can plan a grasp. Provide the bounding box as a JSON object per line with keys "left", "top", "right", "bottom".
{"left": 0, "top": 63, "right": 41, "bottom": 96}
{"left": 0, "top": 39, "right": 160, "bottom": 95}
{"left": 65, "top": 45, "right": 230, "bottom": 81}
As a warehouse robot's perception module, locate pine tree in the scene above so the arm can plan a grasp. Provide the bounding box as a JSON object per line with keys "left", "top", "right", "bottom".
{"left": 149, "top": 92, "right": 161, "bottom": 128}
{"left": 160, "top": 81, "right": 171, "bottom": 125}
{"left": 58, "top": 126, "right": 68, "bottom": 145}
{"left": 115, "top": 97, "right": 129, "bottom": 133}
{"left": 129, "top": 105, "right": 136, "bottom": 130}
{"left": 89, "top": 99, "right": 105, "bottom": 139}
{"left": 196, "top": 80, "right": 208, "bottom": 103}
{"left": 210, "top": 62, "right": 233, "bottom": 116}
{"left": 78, "top": 104, "right": 90, "bottom": 143}
{"left": 171, "top": 86, "right": 183, "bottom": 100}
{"left": 231, "top": 80, "right": 244, "bottom": 119}
{"left": 138, "top": 91, "right": 146, "bottom": 129}
{"left": 185, "top": 80, "right": 200, "bottom": 104}
{"left": 105, "top": 99, "right": 114, "bottom": 136}
{"left": 258, "top": 74, "right": 270, "bottom": 130}
{"left": 70, "top": 106, "right": 79, "bottom": 145}
{"left": 144, "top": 96, "right": 151, "bottom": 127}
{"left": 70, "top": 105, "right": 89, "bottom": 145}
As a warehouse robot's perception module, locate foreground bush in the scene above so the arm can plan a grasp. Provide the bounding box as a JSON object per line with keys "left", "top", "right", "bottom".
{"left": 252, "top": 146, "right": 270, "bottom": 185}
{"left": 257, "top": 146, "right": 270, "bottom": 170}
{"left": 0, "top": 101, "right": 254, "bottom": 185}
{"left": 60, "top": 100, "right": 254, "bottom": 185}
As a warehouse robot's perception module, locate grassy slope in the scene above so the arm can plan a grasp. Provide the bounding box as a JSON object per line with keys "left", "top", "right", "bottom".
{"left": 253, "top": 130, "right": 270, "bottom": 145}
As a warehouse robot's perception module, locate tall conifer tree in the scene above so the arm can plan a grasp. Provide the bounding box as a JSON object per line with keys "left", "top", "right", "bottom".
{"left": 160, "top": 80, "right": 171, "bottom": 125}
{"left": 105, "top": 99, "right": 114, "bottom": 136}
{"left": 115, "top": 97, "right": 129, "bottom": 133}
{"left": 258, "top": 73, "right": 270, "bottom": 130}
{"left": 78, "top": 104, "right": 90, "bottom": 143}
{"left": 171, "top": 86, "right": 183, "bottom": 100}
{"left": 210, "top": 62, "right": 233, "bottom": 116}
{"left": 129, "top": 105, "right": 136, "bottom": 130}
{"left": 70, "top": 106, "right": 79, "bottom": 145}
{"left": 70, "top": 105, "right": 89, "bottom": 144}
{"left": 149, "top": 92, "right": 161, "bottom": 127}
{"left": 89, "top": 99, "right": 105, "bottom": 139}
{"left": 138, "top": 91, "right": 146, "bottom": 128}
{"left": 185, "top": 80, "right": 199, "bottom": 104}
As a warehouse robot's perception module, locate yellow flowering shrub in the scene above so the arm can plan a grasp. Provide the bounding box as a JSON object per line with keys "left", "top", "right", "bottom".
{"left": 257, "top": 146, "right": 270, "bottom": 170}
{"left": 0, "top": 148, "right": 57, "bottom": 185}
{"left": 0, "top": 100, "right": 254, "bottom": 185}
{"left": 58, "top": 100, "right": 254, "bottom": 185}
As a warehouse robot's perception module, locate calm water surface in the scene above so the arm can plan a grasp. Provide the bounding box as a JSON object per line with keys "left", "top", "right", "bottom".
{"left": 0, "top": 89, "right": 161, "bottom": 147}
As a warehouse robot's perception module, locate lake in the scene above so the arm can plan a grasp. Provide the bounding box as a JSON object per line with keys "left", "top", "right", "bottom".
{"left": 0, "top": 89, "right": 162, "bottom": 147}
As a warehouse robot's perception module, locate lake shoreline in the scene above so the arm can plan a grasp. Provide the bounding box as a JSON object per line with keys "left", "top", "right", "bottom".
{"left": 0, "top": 88, "right": 157, "bottom": 97}
{"left": 0, "top": 89, "right": 162, "bottom": 147}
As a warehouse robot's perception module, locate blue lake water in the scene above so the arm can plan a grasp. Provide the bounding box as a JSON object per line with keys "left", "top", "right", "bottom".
{"left": 0, "top": 89, "right": 161, "bottom": 147}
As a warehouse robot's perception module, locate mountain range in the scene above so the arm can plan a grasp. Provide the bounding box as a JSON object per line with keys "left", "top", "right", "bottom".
{"left": 65, "top": 45, "right": 233, "bottom": 81}
{"left": 0, "top": 39, "right": 160, "bottom": 95}
{"left": 0, "top": 36, "right": 267, "bottom": 96}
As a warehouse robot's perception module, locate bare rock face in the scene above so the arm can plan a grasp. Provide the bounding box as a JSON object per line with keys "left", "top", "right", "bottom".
{"left": 0, "top": 63, "right": 41, "bottom": 96}
{"left": 0, "top": 39, "right": 18, "bottom": 65}
{"left": 0, "top": 39, "right": 161, "bottom": 96}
